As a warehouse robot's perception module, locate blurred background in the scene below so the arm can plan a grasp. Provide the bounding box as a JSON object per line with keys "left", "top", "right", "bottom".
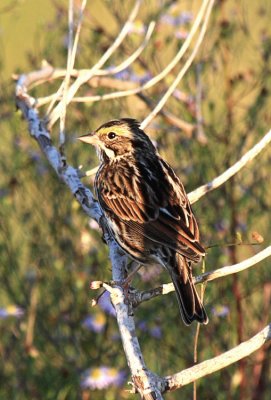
{"left": 0, "top": 0, "right": 270, "bottom": 399}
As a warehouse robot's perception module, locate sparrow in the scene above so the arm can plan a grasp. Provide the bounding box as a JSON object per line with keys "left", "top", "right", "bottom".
{"left": 79, "top": 118, "right": 208, "bottom": 325}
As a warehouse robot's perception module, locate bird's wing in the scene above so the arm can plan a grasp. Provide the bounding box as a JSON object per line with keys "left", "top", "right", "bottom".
{"left": 97, "top": 158, "right": 205, "bottom": 258}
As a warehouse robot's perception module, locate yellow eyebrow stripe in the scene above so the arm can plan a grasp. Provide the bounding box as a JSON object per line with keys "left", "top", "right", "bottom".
{"left": 97, "top": 125, "right": 134, "bottom": 139}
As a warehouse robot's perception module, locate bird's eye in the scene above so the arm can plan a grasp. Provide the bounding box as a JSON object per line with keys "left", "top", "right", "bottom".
{"left": 108, "top": 132, "right": 116, "bottom": 140}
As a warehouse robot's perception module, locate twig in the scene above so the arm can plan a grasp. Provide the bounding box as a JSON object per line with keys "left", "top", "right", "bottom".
{"left": 97, "top": 21, "right": 156, "bottom": 77}
{"left": 194, "top": 245, "right": 271, "bottom": 284}
{"left": 188, "top": 129, "right": 271, "bottom": 204}
{"left": 104, "top": 246, "right": 165, "bottom": 399}
{"left": 195, "top": 63, "right": 207, "bottom": 144}
{"left": 35, "top": 71, "right": 196, "bottom": 136}
{"left": 60, "top": 0, "right": 87, "bottom": 145}
{"left": 140, "top": 0, "right": 214, "bottom": 129}
{"left": 130, "top": 246, "right": 271, "bottom": 306}
{"left": 25, "top": 283, "right": 39, "bottom": 351}
{"left": 45, "top": 0, "right": 209, "bottom": 109}
{"left": 48, "top": 0, "right": 142, "bottom": 128}
{"left": 193, "top": 260, "right": 207, "bottom": 400}
{"left": 164, "top": 323, "right": 271, "bottom": 391}
{"left": 47, "top": 0, "right": 87, "bottom": 121}
{"left": 59, "top": 0, "right": 74, "bottom": 146}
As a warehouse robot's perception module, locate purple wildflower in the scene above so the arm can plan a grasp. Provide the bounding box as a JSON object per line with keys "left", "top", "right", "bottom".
{"left": 214, "top": 219, "right": 229, "bottom": 233}
{"left": 177, "top": 11, "right": 193, "bottom": 25}
{"left": 138, "top": 320, "right": 163, "bottom": 339}
{"left": 212, "top": 305, "right": 230, "bottom": 318}
{"left": 161, "top": 14, "right": 175, "bottom": 26}
{"left": 149, "top": 326, "right": 162, "bottom": 339}
{"left": 114, "top": 69, "right": 131, "bottom": 80}
{"left": 138, "top": 320, "right": 148, "bottom": 332}
{"left": 161, "top": 11, "right": 193, "bottom": 27}
{"left": 0, "top": 305, "right": 24, "bottom": 319}
{"left": 114, "top": 67, "right": 152, "bottom": 84}
{"left": 81, "top": 367, "right": 126, "bottom": 390}
{"left": 82, "top": 312, "right": 106, "bottom": 333}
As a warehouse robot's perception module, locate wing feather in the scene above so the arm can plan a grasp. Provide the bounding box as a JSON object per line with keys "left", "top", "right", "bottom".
{"left": 97, "top": 156, "right": 205, "bottom": 260}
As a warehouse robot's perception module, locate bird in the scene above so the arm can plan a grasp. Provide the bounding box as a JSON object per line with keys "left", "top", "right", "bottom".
{"left": 78, "top": 118, "right": 208, "bottom": 325}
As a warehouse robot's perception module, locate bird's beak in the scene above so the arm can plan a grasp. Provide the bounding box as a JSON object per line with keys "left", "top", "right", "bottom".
{"left": 77, "top": 132, "right": 99, "bottom": 145}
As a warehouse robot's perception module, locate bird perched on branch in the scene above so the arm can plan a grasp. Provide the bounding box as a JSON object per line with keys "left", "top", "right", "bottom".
{"left": 79, "top": 118, "right": 208, "bottom": 325}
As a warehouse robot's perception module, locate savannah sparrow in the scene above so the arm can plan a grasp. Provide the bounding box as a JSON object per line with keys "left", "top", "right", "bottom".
{"left": 79, "top": 118, "right": 208, "bottom": 325}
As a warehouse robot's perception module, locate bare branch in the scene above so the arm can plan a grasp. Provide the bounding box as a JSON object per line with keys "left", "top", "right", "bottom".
{"left": 46, "top": 5, "right": 149, "bottom": 117}
{"left": 140, "top": 0, "right": 214, "bottom": 129}
{"left": 188, "top": 129, "right": 271, "bottom": 204}
{"left": 194, "top": 245, "right": 271, "bottom": 284}
{"left": 131, "top": 246, "right": 271, "bottom": 306}
{"left": 44, "top": 0, "right": 209, "bottom": 108}
{"left": 195, "top": 63, "right": 207, "bottom": 144}
{"left": 50, "top": 0, "right": 87, "bottom": 135}
{"left": 164, "top": 323, "right": 271, "bottom": 391}
{"left": 103, "top": 254, "right": 165, "bottom": 400}
{"left": 97, "top": 20, "right": 156, "bottom": 77}
{"left": 48, "top": 0, "right": 142, "bottom": 128}
{"left": 15, "top": 71, "right": 164, "bottom": 400}
{"left": 58, "top": 0, "right": 74, "bottom": 146}
{"left": 36, "top": 72, "right": 196, "bottom": 135}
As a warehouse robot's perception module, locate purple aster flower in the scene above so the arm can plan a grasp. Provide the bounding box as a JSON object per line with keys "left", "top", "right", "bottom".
{"left": 161, "top": 14, "right": 175, "bottom": 26}
{"left": 214, "top": 219, "right": 229, "bottom": 233}
{"left": 138, "top": 320, "right": 148, "bottom": 332}
{"left": 81, "top": 367, "right": 126, "bottom": 390}
{"left": 98, "top": 292, "right": 116, "bottom": 317}
{"left": 29, "top": 150, "right": 42, "bottom": 162}
{"left": 114, "top": 69, "right": 131, "bottom": 80}
{"left": 161, "top": 11, "right": 193, "bottom": 27}
{"left": 114, "top": 67, "right": 152, "bottom": 84}
{"left": 177, "top": 11, "right": 193, "bottom": 25}
{"left": 0, "top": 305, "right": 24, "bottom": 319}
{"left": 211, "top": 305, "right": 230, "bottom": 318}
{"left": 138, "top": 321, "right": 162, "bottom": 339}
{"left": 237, "top": 221, "right": 247, "bottom": 232}
{"left": 82, "top": 312, "right": 106, "bottom": 333}
{"left": 149, "top": 326, "right": 162, "bottom": 339}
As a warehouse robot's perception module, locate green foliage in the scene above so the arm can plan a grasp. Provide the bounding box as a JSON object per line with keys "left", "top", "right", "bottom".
{"left": 0, "top": 1, "right": 270, "bottom": 399}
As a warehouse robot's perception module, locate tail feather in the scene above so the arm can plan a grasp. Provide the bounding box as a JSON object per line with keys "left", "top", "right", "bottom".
{"left": 168, "top": 254, "right": 208, "bottom": 325}
{"left": 171, "top": 274, "right": 208, "bottom": 325}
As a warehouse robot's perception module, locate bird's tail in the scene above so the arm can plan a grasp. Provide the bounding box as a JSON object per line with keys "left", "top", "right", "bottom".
{"left": 168, "top": 256, "right": 208, "bottom": 326}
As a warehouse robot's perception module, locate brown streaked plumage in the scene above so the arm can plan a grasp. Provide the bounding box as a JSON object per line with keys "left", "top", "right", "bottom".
{"left": 79, "top": 118, "right": 208, "bottom": 325}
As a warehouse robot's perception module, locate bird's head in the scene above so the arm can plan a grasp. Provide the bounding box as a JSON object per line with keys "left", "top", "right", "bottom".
{"left": 78, "top": 118, "right": 156, "bottom": 162}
